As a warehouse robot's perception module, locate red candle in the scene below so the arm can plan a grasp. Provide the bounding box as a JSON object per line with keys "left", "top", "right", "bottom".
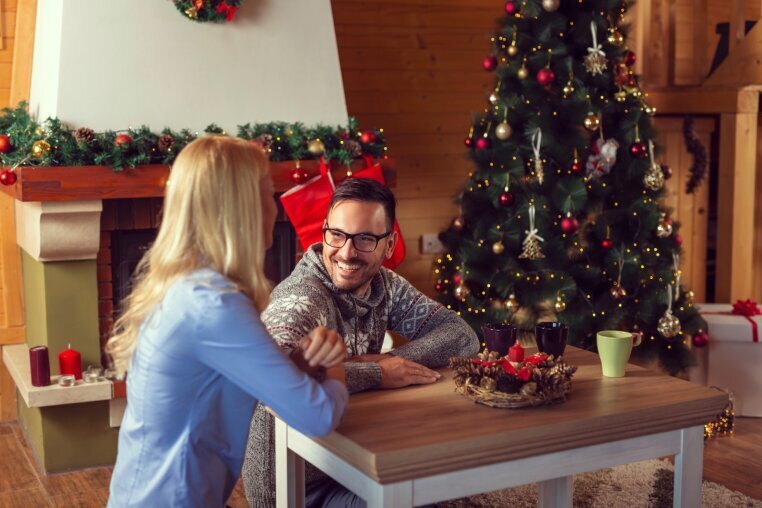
{"left": 508, "top": 341, "right": 525, "bottom": 363}
{"left": 59, "top": 344, "right": 82, "bottom": 380}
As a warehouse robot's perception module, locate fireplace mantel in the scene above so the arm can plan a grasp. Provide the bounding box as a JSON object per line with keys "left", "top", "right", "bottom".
{"left": 0, "top": 159, "right": 396, "bottom": 202}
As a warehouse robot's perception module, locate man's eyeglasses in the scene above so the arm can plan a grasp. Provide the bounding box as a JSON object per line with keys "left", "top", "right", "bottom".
{"left": 323, "top": 227, "right": 392, "bottom": 253}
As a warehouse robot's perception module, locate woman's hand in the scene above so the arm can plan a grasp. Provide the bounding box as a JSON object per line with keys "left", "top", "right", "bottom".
{"left": 299, "top": 326, "right": 346, "bottom": 368}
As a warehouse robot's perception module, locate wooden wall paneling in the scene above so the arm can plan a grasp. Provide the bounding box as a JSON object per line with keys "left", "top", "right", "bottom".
{"left": 333, "top": 0, "right": 497, "bottom": 296}
{"left": 752, "top": 117, "right": 762, "bottom": 300}
{"left": 693, "top": 0, "right": 708, "bottom": 83}
{"left": 8, "top": 0, "right": 33, "bottom": 105}
{"left": 715, "top": 93, "right": 759, "bottom": 301}
{"left": 0, "top": 192, "right": 23, "bottom": 331}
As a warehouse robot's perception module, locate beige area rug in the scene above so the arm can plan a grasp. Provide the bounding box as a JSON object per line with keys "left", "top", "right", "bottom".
{"left": 440, "top": 459, "right": 761, "bottom": 508}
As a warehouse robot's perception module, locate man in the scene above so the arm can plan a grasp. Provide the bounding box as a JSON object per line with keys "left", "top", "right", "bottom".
{"left": 243, "top": 178, "right": 480, "bottom": 507}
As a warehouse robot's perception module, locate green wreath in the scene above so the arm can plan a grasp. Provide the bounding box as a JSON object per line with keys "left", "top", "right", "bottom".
{"left": 174, "top": 0, "right": 242, "bottom": 23}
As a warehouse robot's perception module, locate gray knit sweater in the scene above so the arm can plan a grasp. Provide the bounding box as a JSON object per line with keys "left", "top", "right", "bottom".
{"left": 241, "top": 245, "right": 479, "bottom": 507}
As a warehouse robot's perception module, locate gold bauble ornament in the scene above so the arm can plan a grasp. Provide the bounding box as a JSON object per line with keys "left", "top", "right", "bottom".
{"left": 32, "top": 140, "right": 51, "bottom": 159}
{"left": 307, "top": 139, "right": 325, "bottom": 156}
{"left": 505, "top": 293, "right": 519, "bottom": 312}
{"left": 517, "top": 65, "right": 529, "bottom": 80}
{"left": 284, "top": 127, "right": 294, "bottom": 136}
{"left": 489, "top": 92, "right": 499, "bottom": 105}
{"left": 685, "top": 290, "right": 695, "bottom": 304}
{"left": 554, "top": 296, "right": 566, "bottom": 313}
{"left": 607, "top": 29, "right": 624, "bottom": 46}
{"left": 562, "top": 81, "right": 574, "bottom": 97}
{"left": 507, "top": 44, "right": 519, "bottom": 57}
{"left": 657, "top": 310, "right": 681, "bottom": 338}
{"left": 185, "top": 7, "right": 199, "bottom": 19}
{"left": 645, "top": 105, "right": 657, "bottom": 116}
{"left": 583, "top": 113, "right": 600, "bottom": 131}
{"left": 495, "top": 122, "right": 512, "bottom": 140}
{"left": 454, "top": 282, "right": 470, "bottom": 301}
{"left": 644, "top": 164, "right": 665, "bottom": 191}
{"left": 656, "top": 219, "right": 673, "bottom": 238}
{"left": 492, "top": 240, "right": 505, "bottom": 254}
{"left": 452, "top": 216, "right": 465, "bottom": 231}
{"left": 615, "top": 90, "right": 627, "bottom": 102}
{"left": 610, "top": 283, "right": 627, "bottom": 300}
{"left": 541, "top": 0, "right": 561, "bottom": 11}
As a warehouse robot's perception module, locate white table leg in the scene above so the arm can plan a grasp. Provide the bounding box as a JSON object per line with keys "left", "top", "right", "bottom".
{"left": 674, "top": 425, "right": 703, "bottom": 508}
{"left": 275, "top": 417, "right": 305, "bottom": 508}
{"left": 538, "top": 475, "right": 572, "bottom": 508}
{"left": 367, "top": 481, "right": 413, "bottom": 508}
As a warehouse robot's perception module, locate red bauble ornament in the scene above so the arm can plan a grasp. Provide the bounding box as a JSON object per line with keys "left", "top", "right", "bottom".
{"left": 360, "top": 130, "right": 376, "bottom": 144}
{"left": 560, "top": 215, "right": 579, "bottom": 234}
{"left": 482, "top": 55, "right": 498, "bottom": 71}
{"left": 692, "top": 330, "right": 709, "bottom": 348}
{"left": 464, "top": 136, "right": 474, "bottom": 148}
{"left": 571, "top": 161, "right": 583, "bottom": 174}
{"left": 0, "top": 170, "right": 17, "bottom": 186}
{"left": 536, "top": 67, "right": 556, "bottom": 86}
{"left": 475, "top": 137, "right": 491, "bottom": 150}
{"left": 661, "top": 164, "right": 672, "bottom": 179}
{"left": 115, "top": 133, "right": 133, "bottom": 146}
{"left": 629, "top": 141, "right": 647, "bottom": 158}
{"left": 624, "top": 50, "right": 637, "bottom": 67}
{"left": 435, "top": 280, "right": 445, "bottom": 293}
{"left": 504, "top": 0, "right": 518, "bottom": 15}
{"left": 290, "top": 168, "right": 309, "bottom": 184}
{"left": 452, "top": 273, "right": 462, "bottom": 284}
{"left": 601, "top": 238, "right": 614, "bottom": 249}
{"left": 498, "top": 191, "right": 515, "bottom": 207}
{"left": 674, "top": 234, "right": 683, "bottom": 246}
{"left": 0, "top": 134, "right": 11, "bottom": 154}
{"left": 339, "top": 130, "right": 350, "bottom": 140}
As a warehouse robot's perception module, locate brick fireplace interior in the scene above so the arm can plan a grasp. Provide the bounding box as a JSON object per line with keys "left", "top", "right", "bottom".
{"left": 96, "top": 197, "right": 297, "bottom": 365}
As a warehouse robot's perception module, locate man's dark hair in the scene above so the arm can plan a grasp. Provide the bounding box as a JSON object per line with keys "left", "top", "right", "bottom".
{"left": 327, "top": 178, "right": 396, "bottom": 229}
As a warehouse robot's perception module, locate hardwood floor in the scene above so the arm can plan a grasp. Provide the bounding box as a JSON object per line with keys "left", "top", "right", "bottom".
{"left": 0, "top": 418, "right": 759, "bottom": 507}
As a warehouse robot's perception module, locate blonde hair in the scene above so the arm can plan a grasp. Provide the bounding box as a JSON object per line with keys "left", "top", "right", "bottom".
{"left": 106, "top": 136, "right": 271, "bottom": 375}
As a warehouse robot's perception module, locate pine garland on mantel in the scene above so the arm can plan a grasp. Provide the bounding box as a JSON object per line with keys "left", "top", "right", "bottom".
{"left": 0, "top": 103, "right": 387, "bottom": 177}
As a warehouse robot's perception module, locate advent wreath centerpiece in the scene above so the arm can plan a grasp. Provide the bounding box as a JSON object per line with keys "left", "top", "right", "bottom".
{"left": 449, "top": 343, "right": 577, "bottom": 409}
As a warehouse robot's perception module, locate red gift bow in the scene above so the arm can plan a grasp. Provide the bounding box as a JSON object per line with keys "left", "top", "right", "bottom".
{"left": 704, "top": 299, "right": 760, "bottom": 342}
{"left": 732, "top": 299, "right": 761, "bottom": 317}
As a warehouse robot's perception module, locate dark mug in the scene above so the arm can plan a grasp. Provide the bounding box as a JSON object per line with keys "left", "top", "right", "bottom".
{"left": 535, "top": 321, "right": 569, "bottom": 358}
{"left": 481, "top": 323, "right": 518, "bottom": 356}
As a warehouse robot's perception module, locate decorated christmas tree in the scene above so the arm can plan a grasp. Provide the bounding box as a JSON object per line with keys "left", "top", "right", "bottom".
{"left": 436, "top": 0, "right": 706, "bottom": 374}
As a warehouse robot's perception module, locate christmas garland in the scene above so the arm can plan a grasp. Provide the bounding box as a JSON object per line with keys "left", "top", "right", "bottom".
{"left": 0, "top": 103, "right": 387, "bottom": 185}
{"left": 174, "top": 0, "right": 242, "bottom": 23}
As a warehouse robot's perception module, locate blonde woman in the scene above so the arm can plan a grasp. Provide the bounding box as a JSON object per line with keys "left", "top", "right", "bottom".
{"left": 106, "top": 136, "right": 348, "bottom": 507}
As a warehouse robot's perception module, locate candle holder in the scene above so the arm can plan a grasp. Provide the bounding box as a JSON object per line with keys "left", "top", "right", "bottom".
{"left": 83, "top": 366, "right": 103, "bottom": 384}
{"left": 57, "top": 375, "right": 76, "bottom": 387}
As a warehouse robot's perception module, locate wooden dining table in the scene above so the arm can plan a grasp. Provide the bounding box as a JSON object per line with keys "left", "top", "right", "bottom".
{"left": 274, "top": 346, "right": 728, "bottom": 507}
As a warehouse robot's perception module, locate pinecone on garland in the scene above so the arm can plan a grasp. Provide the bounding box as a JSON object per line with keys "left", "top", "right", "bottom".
{"left": 345, "top": 139, "right": 362, "bottom": 158}
{"left": 75, "top": 127, "right": 95, "bottom": 146}
{"left": 255, "top": 133, "right": 273, "bottom": 150}
{"left": 158, "top": 134, "right": 176, "bottom": 154}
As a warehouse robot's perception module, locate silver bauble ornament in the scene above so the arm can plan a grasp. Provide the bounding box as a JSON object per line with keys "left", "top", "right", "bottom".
{"left": 657, "top": 310, "right": 681, "bottom": 338}
{"left": 454, "top": 282, "right": 470, "bottom": 301}
{"left": 495, "top": 122, "right": 512, "bottom": 140}
{"left": 644, "top": 164, "right": 665, "bottom": 191}
{"left": 541, "top": 0, "right": 560, "bottom": 11}
{"left": 489, "top": 92, "right": 499, "bottom": 105}
{"left": 656, "top": 219, "right": 673, "bottom": 238}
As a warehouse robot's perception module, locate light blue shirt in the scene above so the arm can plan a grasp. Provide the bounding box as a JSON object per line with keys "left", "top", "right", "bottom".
{"left": 108, "top": 269, "right": 348, "bottom": 507}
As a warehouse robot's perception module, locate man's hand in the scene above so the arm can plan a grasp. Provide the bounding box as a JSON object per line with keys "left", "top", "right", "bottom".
{"left": 377, "top": 356, "right": 440, "bottom": 389}
{"left": 300, "top": 326, "right": 346, "bottom": 368}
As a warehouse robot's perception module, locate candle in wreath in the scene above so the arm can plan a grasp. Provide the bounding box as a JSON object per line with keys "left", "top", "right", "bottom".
{"left": 59, "top": 344, "right": 82, "bottom": 380}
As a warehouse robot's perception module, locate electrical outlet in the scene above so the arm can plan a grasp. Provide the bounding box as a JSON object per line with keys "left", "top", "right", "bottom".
{"left": 420, "top": 233, "right": 445, "bottom": 254}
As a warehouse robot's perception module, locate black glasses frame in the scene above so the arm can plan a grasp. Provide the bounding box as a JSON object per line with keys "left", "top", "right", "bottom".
{"left": 322, "top": 226, "right": 393, "bottom": 252}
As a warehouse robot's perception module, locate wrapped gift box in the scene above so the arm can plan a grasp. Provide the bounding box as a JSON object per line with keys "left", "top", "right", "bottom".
{"left": 690, "top": 303, "right": 762, "bottom": 417}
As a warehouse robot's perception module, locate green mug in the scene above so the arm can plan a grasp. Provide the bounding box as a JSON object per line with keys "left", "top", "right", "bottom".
{"left": 596, "top": 330, "right": 642, "bottom": 377}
